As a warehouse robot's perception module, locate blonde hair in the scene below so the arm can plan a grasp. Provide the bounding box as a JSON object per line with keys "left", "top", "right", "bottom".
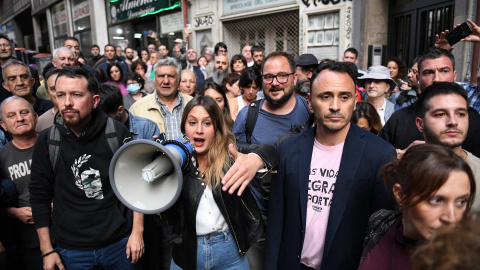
{"left": 181, "top": 96, "right": 235, "bottom": 187}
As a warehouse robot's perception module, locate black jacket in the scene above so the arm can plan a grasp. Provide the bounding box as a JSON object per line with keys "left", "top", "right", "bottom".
{"left": 30, "top": 109, "right": 134, "bottom": 250}
{"left": 379, "top": 102, "right": 480, "bottom": 157}
{"left": 165, "top": 142, "right": 279, "bottom": 269}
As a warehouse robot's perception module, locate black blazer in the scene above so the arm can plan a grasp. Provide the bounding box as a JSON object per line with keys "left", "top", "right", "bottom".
{"left": 265, "top": 124, "right": 396, "bottom": 270}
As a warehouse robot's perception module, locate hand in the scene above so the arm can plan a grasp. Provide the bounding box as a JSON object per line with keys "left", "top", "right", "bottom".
{"left": 397, "top": 140, "right": 425, "bottom": 158}
{"left": 400, "top": 81, "right": 411, "bottom": 91}
{"left": 43, "top": 252, "right": 64, "bottom": 270}
{"left": 462, "top": 19, "right": 480, "bottom": 43}
{"left": 147, "top": 30, "right": 156, "bottom": 40}
{"left": 8, "top": 207, "right": 34, "bottom": 224}
{"left": 126, "top": 232, "right": 144, "bottom": 264}
{"left": 184, "top": 28, "right": 192, "bottom": 38}
{"left": 435, "top": 30, "right": 455, "bottom": 50}
{"left": 222, "top": 144, "right": 265, "bottom": 196}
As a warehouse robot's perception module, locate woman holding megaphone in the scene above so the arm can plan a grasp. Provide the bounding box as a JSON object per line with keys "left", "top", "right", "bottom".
{"left": 164, "top": 95, "right": 277, "bottom": 270}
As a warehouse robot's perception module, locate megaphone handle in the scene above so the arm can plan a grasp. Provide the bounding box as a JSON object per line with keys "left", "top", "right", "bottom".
{"left": 162, "top": 139, "right": 193, "bottom": 170}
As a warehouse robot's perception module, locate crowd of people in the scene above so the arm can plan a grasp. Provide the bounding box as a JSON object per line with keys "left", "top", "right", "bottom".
{"left": 0, "top": 18, "right": 479, "bottom": 270}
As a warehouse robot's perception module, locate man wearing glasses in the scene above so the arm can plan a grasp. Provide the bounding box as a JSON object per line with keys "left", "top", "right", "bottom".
{"left": 232, "top": 51, "right": 310, "bottom": 269}
{"left": 294, "top": 54, "right": 318, "bottom": 98}
{"left": 391, "top": 58, "right": 420, "bottom": 110}
{"left": 0, "top": 34, "right": 40, "bottom": 103}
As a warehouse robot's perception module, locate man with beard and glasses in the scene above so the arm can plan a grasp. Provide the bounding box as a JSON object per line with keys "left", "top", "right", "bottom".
{"left": 294, "top": 54, "right": 318, "bottom": 98}
{"left": 414, "top": 81, "right": 480, "bottom": 210}
{"left": 265, "top": 61, "right": 395, "bottom": 270}
{"left": 205, "top": 54, "right": 230, "bottom": 85}
{"left": 29, "top": 67, "right": 144, "bottom": 270}
{"left": 232, "top": 51, "right": 310, "bottom": 270}
{"left": 391, "top": 58, "right": 420, "bottom": 110}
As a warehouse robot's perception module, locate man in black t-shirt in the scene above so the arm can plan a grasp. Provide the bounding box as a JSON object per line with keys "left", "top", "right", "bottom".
{"left": 0, "top": 96, "right": 45, "bottom": 269}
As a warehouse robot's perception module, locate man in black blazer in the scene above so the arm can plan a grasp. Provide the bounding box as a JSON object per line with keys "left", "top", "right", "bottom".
{"left": 265, "top": 61, "right": 396, "bottom": 270}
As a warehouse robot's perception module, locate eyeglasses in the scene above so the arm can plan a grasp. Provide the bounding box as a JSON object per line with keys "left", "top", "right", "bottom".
{"left": 218, "top": 49, "right": 227, "bottom": 53}
{"left": 299, "top": 67, "right": 315, "bottom": 75}
{"left": 0, "top": 44, "right": 11, "bottom": 49}
{"left": 408, "top": 68, "right": 418, "bottom": 75}
{"left": 262, "top": 73, "right": 294, "bottom": 84}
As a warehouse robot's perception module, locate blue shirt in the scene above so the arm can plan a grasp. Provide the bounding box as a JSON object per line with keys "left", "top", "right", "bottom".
{"left": 458, "top": 82, "right": 480, "bottom": 113}
{"left": 233, "top": 95, "right": 311, "bottom": 146}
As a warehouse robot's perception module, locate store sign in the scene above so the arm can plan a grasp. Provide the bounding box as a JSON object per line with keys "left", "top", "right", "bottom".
{"left": 223, "top": 0, "right": 294, "bottom": 14}
{"left": 160, "top": 12, "right": 183, "bottom": 34}
{"left": 73, "top": 2, "right": 90, "bottom": 21}
{"left": 53, "top": 9, "right": 67, "bottom": 26}
{"left": 109, "top": 0, "right": 181, "bottom": 23}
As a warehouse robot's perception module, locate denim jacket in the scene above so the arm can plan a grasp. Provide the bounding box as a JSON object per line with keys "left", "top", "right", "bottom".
{"left": 0, "top": 129, "right": 7, "bottom": 148}
{"left": 127, "top": 109, "right": 162, "bottom": 141}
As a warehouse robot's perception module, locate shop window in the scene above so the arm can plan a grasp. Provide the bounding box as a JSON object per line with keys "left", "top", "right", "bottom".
{"left": 52, "top": 2, "right": 68, "bottom": 45}
{"left": 306, "top": 11, "right": 340, "bottom": 60}
{"left": 71, "top": 0, "right": 92, "bottom": 58}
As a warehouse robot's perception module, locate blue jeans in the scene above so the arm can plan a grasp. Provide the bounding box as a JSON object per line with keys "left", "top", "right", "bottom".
{"left": 170, "top": 231, "right": 249, "bottom": 270}
{"left": 56, "top": 236, "right": 141, "bottom": 270}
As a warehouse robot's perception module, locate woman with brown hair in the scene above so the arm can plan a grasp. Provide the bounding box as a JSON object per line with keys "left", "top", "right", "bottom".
{"left": 351, "top": 102, "right": 383, "bottom": 135}
{"left": 358, "top": 144, "right": 476, "bottom": 270}
{"left": 166, "top": 95, "right": 277, "bottom": 269}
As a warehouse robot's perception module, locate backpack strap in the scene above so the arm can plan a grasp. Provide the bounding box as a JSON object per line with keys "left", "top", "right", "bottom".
{"left": 48, "top": 118, "right": 120, "bottom": 174}
{"left": 105, "top": 117, "right": 119, "bottom": 154}
{"left": 245, "top": 100, "right": 262, "bottom": 144}
{"left": 48, "top": 125, "right": 61, "bottom": 174}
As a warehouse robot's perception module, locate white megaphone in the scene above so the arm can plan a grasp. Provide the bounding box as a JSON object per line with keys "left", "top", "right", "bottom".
{"left": 109, "top": 138, "right": 194, "bottom": 214}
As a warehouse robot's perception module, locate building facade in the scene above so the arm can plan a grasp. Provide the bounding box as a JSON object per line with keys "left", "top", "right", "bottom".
{"left": 0, "top": 0, "right": 478, "bottom": 82}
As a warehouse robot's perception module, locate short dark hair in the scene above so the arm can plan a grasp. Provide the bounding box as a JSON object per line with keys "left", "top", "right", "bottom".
{"left": 417, "top": 47, "right": 455, "bottom": 73}
{"left": 251, "top": 45, "right": 263, "bottom": 55}
{"left": 239, "top": 67, "right": 262, "bottom": 89}
{"left": 91, "top": 44, "right": 100, "bottom": 49}
{"left": 56, "top": 66, "right": 99, "bottom": 95}
{"left": 416, "top": 82, "right": 469, "bottom": 118}
{"left": 123, "top": 73, "right": 145, "bottom": 88}
{"left": 104, "top": 44, "right": 115, "bottom": 51}
{"left": 64, "top": 37, "right": 79, "bottom": 44}
{"left": 44, "top": 68, "right": 61, "bottom": 90}
{"left": 107, "top": 62, "right": 124, "bottom": 82}
{"left": 310, "top": 61, "right": 358, "bottom": 92}
{"left": 214, "top": 42, "right": 227, "bottom": 55}
{"left": 97, "top": 83, "right": 123, "bottom": 115}
{"left": 344, "top": 47, "right": 358, "bottom": 58}
{"left": 230, "top": 54, "right": 247, "bottom": 71}
{"left": 0, "top": 34, "right": 13, "bottom": 48}
{"left": 261, "top": 51, "right": 296, "bottom": 75}
{"left": 131, "top": 60, "right": 147, "bottom": 74}
{"left": 124, "top": 47, "right": 133, "bottom": 53}
{"left": 222, "top": 72, "right": 241, "bottom": 88}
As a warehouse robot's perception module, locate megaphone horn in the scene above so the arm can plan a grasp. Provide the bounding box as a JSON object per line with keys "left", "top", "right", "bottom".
{"left": 109, "top": 138, "right": 194, "bottom": 214}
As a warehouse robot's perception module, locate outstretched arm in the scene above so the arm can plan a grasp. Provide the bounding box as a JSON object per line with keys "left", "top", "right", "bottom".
{"left": 222, "top": 143, "right": 279, "bottom": 196}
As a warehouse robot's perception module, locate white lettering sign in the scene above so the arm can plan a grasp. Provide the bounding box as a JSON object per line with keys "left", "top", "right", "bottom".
{"left": 73, "top": 1, "right": 90, "bottom": 21}
{"left": 223, "top": 0, "right": 295, "bottom": 14}
{"left": 160, "top": 12, "right": 183, "bottom": 34}
{"left": 53, "top": 9, "right": 67, "bottom": 26}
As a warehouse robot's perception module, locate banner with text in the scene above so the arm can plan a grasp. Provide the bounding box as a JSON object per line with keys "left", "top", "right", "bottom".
{"left": 109, "top": 0, "right": 181, "bottom": 23}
